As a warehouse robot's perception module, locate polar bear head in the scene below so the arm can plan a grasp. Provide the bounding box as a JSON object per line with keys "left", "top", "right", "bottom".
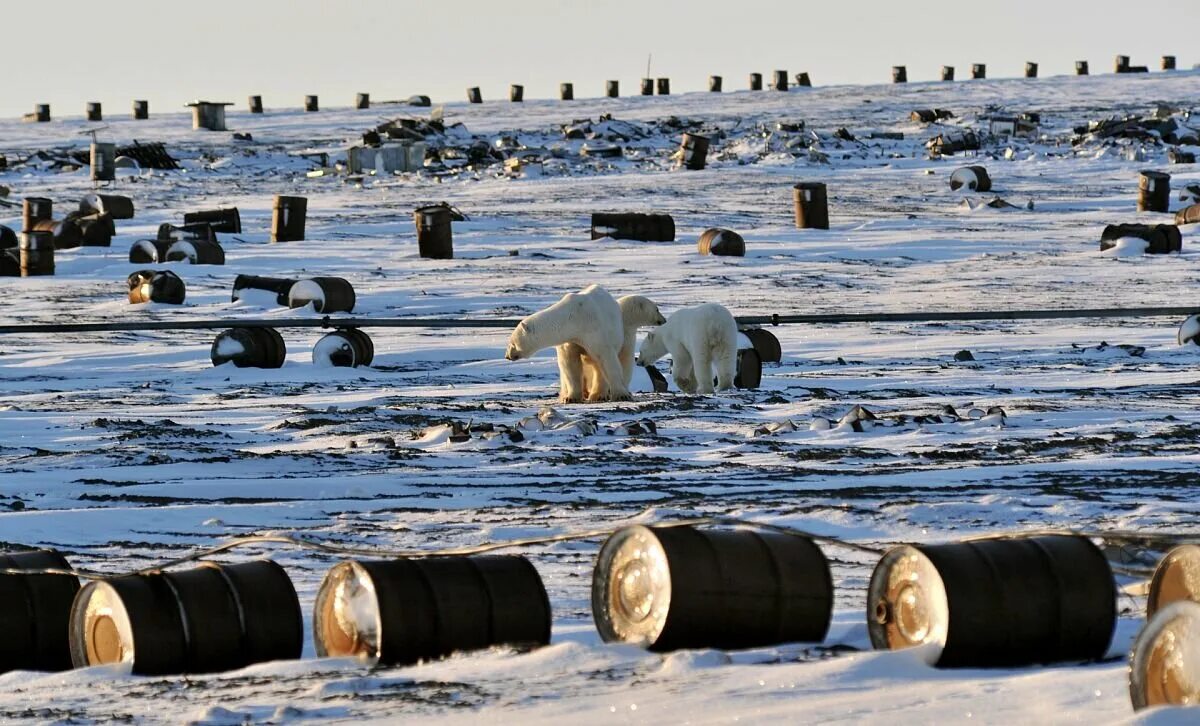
{"left": 636, "top": 329, "right": 668, "bottom": 367}
{"left": 618, "top": 295, "right": 666, "bottom": 328}
{"left": 505, "top": 321, "right": 535, "bottom": 360}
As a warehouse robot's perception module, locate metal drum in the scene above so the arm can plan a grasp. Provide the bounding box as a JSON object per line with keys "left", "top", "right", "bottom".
{"left": 796, "top": 72, "right": 812, "bottom": 87}
{"left": 1147, "top": 544, "right": 1200, "bottom": 617}
{"left": 1176, "top": 204, "right": 1200, "bottom": 226}
{"left": 592, "top": 525, "right": 832, "bottom": 651}
{"left": 949, "top": 166, "right": 992, "bottom": 192}
{"left": 1099, "top": 223, "right": 1181, "bottom": 254}
{"left": 735, "top": 348, "right": 762, "bottom": 389}
{"left": 640, "top": 78, "right": 654, "bottom": 95}
{"left": 866, "top": 535, "right": 1116, "bottom": 667}
{"left": 942, "top": 66, "right": 955, "bottom": 81}
{"left": 1138, "top": 170, "right": 1171, "bottom": 213}
{"left": 697, "top": 228, "right": 745, "bottom": 257}
{"left": 313, "top": 329, "right": 375, "bottom": 368}
{"left": 165, "top": 238, "right": 225, "bottom": 265}
{"left": 560, "top": 82, "right": 574, "bottom": 101}
{"left": 1025, "top": 61, "right": 1038, "bottom": 78}
{"left": 679, "top": 133, "right": 709, "bottom": 171}
{"left": 356, "top": 92, "right": 370, "bottom": 109}
{"left": 34, "top": 104, "right": 51, "bottom": 122}
{"left": 305, "top": 95, "right": 319, "bottom": 112}
{"left": 1076, "top": 60, "right": 1089, "bottom": 75}
{"left": 232, "top": 275, "right": 297, "bottom": 306}
{"left": 249, "top": 95, "right": 264, "bottom": 114}
{"left": 793, "top": 182, "right": 830, "bottom": 229}
{"left": 23, "top": 197, "right": 52, "bottom": 232}
{"left": 1129, "top": 600, "right": 1200, "bottom": 710}
{"left": 971, "top": 63, "right": 986, "bottom": 79}
{"left": 467, "top": 87, "right": 482, "bottom": 104}
{"left": 414, "top": 204, "right": 454, "bottom": 259}
{"left": 271, "top": 195, "right": 307, "bottom": 243}
{"left": 314, "top": 555, "right": 551, "bottom": 666}
{"left": 129, "top": 239, "right": 170, "bottom": 264}
{"left": 739, "top": 327, "right": 782, "bottom": 363}
{"left": 211, "top": 327, "right": 286, "bottom": 368}
{"left": 287, "top": 277, "right": 356, "bottom": 314}
{"left": 709, "top": 75, "right": 722, "bottom": 92}
{"left": 656, "top": 78, "right": 670, "bottom": 95}
{"left": 19, "top": 231, "right": 54, "bottom": 276}
{"left": 591, "top": 212, "right": 675, "bottom": 242}
{"left": 86, "top": 102, "right": 102, "bottom": 121}
{"left": 892, "top": 66, "right": 907, "bottom": 83}
{"left": 132, "top": 100, "right": 149, "bottom": 120}
{"left": 749, "top": 73, "right": 763, "bottom": 91}
{"left": 606, "top": 80, "right": 619, "bottom": 98}
{"left": 183, "top": 208, "right": 241, "bottom": 234}
{"left": 510, "top": 84, "right": 524, "bottom": 103}
{"left": 1115, "top": 54, "right": 1131, "bottom": 73}
{"left": 80, "top": 193, "right": 135, "bottom": 220}
{"left": 0, "top": 550, "right": 80, "bottom": 674}
{"left": 128, "top": 270, "right": 186, "bottom": 305}
{"left": 772, "top": 70, "right": 788, "bottom": 91}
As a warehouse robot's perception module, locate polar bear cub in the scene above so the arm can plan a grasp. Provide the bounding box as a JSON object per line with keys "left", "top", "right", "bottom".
{"left": 636, "top": 303, "right": 737, "bottom": 394}
{"left": 505, "top": 284, "right": 630, "bottom": 403}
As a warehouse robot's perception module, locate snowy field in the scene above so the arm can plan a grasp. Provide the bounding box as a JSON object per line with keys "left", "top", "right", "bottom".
{"left": 2, "top": 69, "right": 1200, "bottom": 723}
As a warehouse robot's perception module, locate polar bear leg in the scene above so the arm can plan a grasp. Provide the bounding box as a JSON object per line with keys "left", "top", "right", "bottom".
{"left": 557, "top": 344, "right": 585, "bottom": 403}
{"left": 714, "top": 347, "right": 737, "bottom": 391}
{"left": 692, "top": 349, "right": 716, "bottom": 394}
{"left": 671, "top": 347, "right": 697, "bottom": 393}
{"left": 581, "top": 353, "right": 602, "bottom": 401}
{"left": 593, "top": 348, "right": 632, "bottom": 401}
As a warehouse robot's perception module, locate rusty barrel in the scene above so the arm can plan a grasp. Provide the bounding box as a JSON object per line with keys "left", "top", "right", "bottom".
{"left": 510, "top": 84, "right": 524, "bottom": 102}
{"left": 91, "top": 142, "right": 116, "bottom": 182}
{"left": 656, "top": 78, "right": 670, "bottom": 95}
{"left": 69, "top": 560, "right": 302, "bottom": 676}
{"left": 211, "top": 327, "right": 286, "bottom": 368}
{"left": 749, "top": 72, "right": 763, "bottom": 90}
{"left": 592, "top": 525, "right": 832, "bottom": 651}
{"left": 640, "top": 78, "right": 654, "bottom": 95}
{"left": 86, "top": 102, "right": 102, "bottom": 121}
{"left": 23, "top": 197, "right": 52, "bottom": 232}
{"left": 1100, "top": 224, "right": 1181, "bottom": 254}
{"left": 304, "top": 95, "right": 319, "bottom": 112}
{"left": 709, "top": 75, "right": 722, "bottom": 92}
{"left": 80, "top": 193, "right": 135, "bottom": 220}
{"left": 591, "top": 212, "right": 675, "bottom": 242}
{"left": 942, "top": 65, "right": 955, "bottom": 81}
{"left": 971, "top": 63, "right": 986, "bottom": 79}
{"left": 697, "top": 228, "right": 744, "bottom": 257}
{"left": 949, "top": 165, "right": 991, "bottom": 192}
{"left": 793, "top": 182, "right": 830, "bottom": 229}
{"left": 560, "top": 82, "right": 574, "bottom": 101}
{"left": 165, "top": 238, "right": 225, "bottom": 264}
{"left": 132, "top": 100, "right": 149, "bottom": 120}
{"left": 1162, "top": 55, "right": 1177, "bottom": 71}
{"left": 892, "top": 66, "right": 907, "bottom": 83}
{"left": 34, "top": 104, "right": 50, "bottom": 122}
{"left": 606, "top": 80, "right": 619, "bottom": 98}
{"left": 1130, "top": 600, "right": 1200, "bottom": 710}
{"left": 0, "top": 550, "right": 80, "bottom": 674}
{"left": 249, "top": 95, "right": 263, "bottom": 113}
{"left": 288, "top": 277, "right": 356, "bottom": 314}
{"left": 466, "top": 86, "right": 482, "bottom": 104}
{"left": 128, "top": 270, "right": 186, "bottom": 305}
{"left": 735, "top": 348, "right": 762, "bottom": 389}
{"left": 414, "top": 204, "right": 454, "bottom": 259}
{"left": 1138, "top": 170, "right": 1171, "bottom": 212}
{"left": 356, "top": 92, "right": 370, "bottom": 109}
{"left": 1146, "top": 544, "right": 1200, "bottom": 617}
{"left": 271, "top": 195, "right": 307, "bottom": 243}
{"left": 772, "top": 70, "right": 788, "bottom": 91}
{"left": 129, "top": 240, "right": 170, "bottom": 264}
{"left": 1076, "top": 60, "right": 1089, "bottom": 75}
{"left": 679, "top": 133, "right": 709, "bottom": 170}
{"left": 313, "top": 329, "right": 375, "bottom": 367}
{"left": 1024, "top": 61, "right": 1038, "bottom": 78}
{"left": 1175, "top": 204, "right": 1200, "bottom": 226}
{"left": 184, "top": 208, "right": 241, "bottom": 234}
{"left": 232, "top": 275, "right": 297, "bottom": 305}
{"left": 866, "top": 535, "right": 1115, "bottom": 667}
{"left": 19, "top": 231, "right": 54, "bottom": 276}
{"left": 740, "top": 327, "right": 782, "bottom": 363}
{"left": 314, "top": 555, "right": 551, "bottom": 666}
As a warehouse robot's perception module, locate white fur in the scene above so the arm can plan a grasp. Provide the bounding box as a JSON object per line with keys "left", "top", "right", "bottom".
{"left": 636, "top": 303, "right": 737, "bottom": 394}
{"left": 570, "top": 295, "right": 665, "bottom": 400}
{"left": 504, "top": 285, "right": 630, "bottom": 403}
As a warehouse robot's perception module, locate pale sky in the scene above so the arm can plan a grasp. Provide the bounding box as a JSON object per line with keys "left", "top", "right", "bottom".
{"left": 4, "top": 0, "right": 1196, "bottom": 118}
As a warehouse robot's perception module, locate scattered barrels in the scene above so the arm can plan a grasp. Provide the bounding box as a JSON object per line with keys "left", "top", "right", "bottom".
{"left": 793, "top": 182, "right": 830, "bottom": 229}
{"left": 314, "top": 556, "right": 551, "bottom": 665}
{"left": 591, "top": 213, "right": 675, "bottom": 242}
{"left": 656, "top": 78, "right": 670, "bottom": 95}
{"left": 1138, "top": 171, "right": 1171, "bottom": 213}
{"left": 560, "top": 83, "right": 574, "bottom": 101}
{"left": 132, "top": 100, "right": 149, "bottom": 120}
{"left": 68, "top": 560, "right": 302, "bottom": 676}
{"left": 80, "top": 193, "right": 135, "bottom": 220}
{"left": 1099, "top": 224, "right": 1181, "bottom": 254}
{"left": 271, "top": 195, "right": 307, "bottom": 243}
{"left": 19, "top": 231, "right": 54, "bottom": 276}
{"left": 709, "top": 75, "right": 722, "bottom": 92}
{"left": 304, "top": 95, "right": 319, "bottom": 112}
{"left": 287, "top": 277, "right": 356, "bottom": 314}
{"left": 892, "top": 66, "right": 907, "bottom": 84}
{"left": 414, "top": 204, "right": 455, "bottom": 259}
{"left": 510, "top": 84, "right": 524, "bottom": 103}
{"left": 949, "top": 166, "right": 992, "bottom": 192}
{"left": 697, "top": 228, "right": 745, "bottom": 257}
{"left": 165, "top": 238, "right": 225, "bottom": 265}
{"left": 606, "top": 80, "right": 619, "bottom": 98}
{"left": 183, "top": 208, "right": 241, "bottom": 234}
{"left": 749, "top": 73, "right": 763, "bottom": 91}
{"left": 128, "top": 270, "right": 185, "bottom": 305}
{"left": 679, "top": 133, "right": 709, "bottom": 170}
{"left": 592, "top": 525, "right": 832, "bottom": 651}
{"left": 313, "top": 329, "right": 375, "bottom": 368}
{"left": 867, "top": 535, "right": 1115, "bottom": 667}
{"left": 467, "top": 87, "right": 482, "bottom": 104}
{"left": 942, "top": 66, "right": 955, "bottom": 82}
{"left": 211, "top": 327, "right": 286, "bottom": 368}
{"left": 1147, "top": 545, "right": 1200, "bottom": 617}
{"left": 0, "top": 549, "right": 80, "bottom": 674}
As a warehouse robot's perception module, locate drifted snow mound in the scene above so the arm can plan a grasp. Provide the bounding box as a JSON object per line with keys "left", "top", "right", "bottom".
{"left": 1102, "top": 237, "right": 1151, "bottom": 257}
{"left": 287, "top": 279, "right": 326, "bottom": 310}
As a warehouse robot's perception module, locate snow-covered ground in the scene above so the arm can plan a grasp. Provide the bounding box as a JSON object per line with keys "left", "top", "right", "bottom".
{"left": 2, "top": 70, "right": 1200, "bottom": 723}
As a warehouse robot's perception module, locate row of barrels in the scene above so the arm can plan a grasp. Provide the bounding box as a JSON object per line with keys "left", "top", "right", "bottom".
{"left": 892, "top": 54, "right": 1180, "bottom": 82}
{"left": 2, "top": 529, "right": 1196, "bottom": 709}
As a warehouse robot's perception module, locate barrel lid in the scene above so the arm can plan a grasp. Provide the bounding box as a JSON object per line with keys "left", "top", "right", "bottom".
{"left": 314, "top": 561, "right": 383, "bottom": 662}
{"left": 592, "top": 525, "right": 673, "bottom": 647}
{"left": 69, "top": 580, "right": 137, "bottom": 670}
{"left": 1129, "top": 600, "right": 1200, "bottom": 710}
{"left": 866, "top": 545, "right": 949, "bottom": 665}
{"left": 1148, "top": 544, "right": 1200, "bottom": 617}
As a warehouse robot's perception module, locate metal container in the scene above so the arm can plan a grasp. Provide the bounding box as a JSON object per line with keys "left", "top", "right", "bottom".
{"left": 314, "top": 555, "right": 551, "bottom": 666}
{"left": 0, "top": 225, "right": 15, "bottom": 250}
{"left": 606, "top": 80, "right": 619, "bottom": 98}
{"left": 971, "top": 63, "right": 986, "bottom": 79}
{"left": 128, "top": 270, "right": 185, "bottom": 305}
{"left": 132, "top": 100, "right": 149, "bottom": 120}
{"left": 749, "top": 72, "right": 763, "bottom": 90}
{"left": 183, "top": 208, "right": 241, "bottom": 234}
{"left": 414, "top": 204, "right": 454, "bottom": 259}
{"left": 313, "top": 329, "right": 375, "bottom": 368}
{"left": 793, "top": 182, "right": 830, "bottom": 229}
{"left": 641, "top": 78, "right": 654, "bottom": 95}
{"left": 679, "top": 133, "right": 709, "bottom": 171}
{"left": 1176, "top": 204, "right": 1200, "bottom": 226}
{"left": 23, "top": 197, "right": 52, "bottom": 232}
{"left": 1025, "top": 62, "right": 1038, "bottom": 78}
{"left": 509, "top": 84, "right": 524, "bottom": 103}
{"left": 1162, "top": 55, "right": 1177, "bottom": 71}
{"left": 1115, "top": 54, "right": 1131, "bottom": 73}
{"left": 656, "top": 78, "right": 670, "bottom": 95}
{"left": 772, "top": 70, "right": 788, "bottom": 91}
{"left": 80, "top": 193, "right": 135, "bottom": 220}
{"left": 1076, "top": 60, "right": 1089, "bottom": 75}
{"left": 69, "top": 560, "right": 302, "bottom": 676}
{"left": 165, "top": 238, "right": 225, "bottom": 265}
{"left": 211, "top": 327, "right": 286, "bottom": 368}
{"left": 592, "top": 525, "right": 832, "bottom": 651}
{"left": 590, "top": 212, "right": 675, "bottom": 242}
{"left": 128, "top": 239, "right": 170, "bottom": 264}
{"left": 1129, "top": 600, "right": 1200, "bottom": 710}
{"left": 941, "top": 65, "right": 955, "bottom": 81}
{"left": 91, "top": 142, "right": 116, "bottom": 182}
{"left": 1100, "top": 223, "right": 1181, "bottom": 254}
{"left": 86, "top": 102, "right": 102, "bottom": 121}
{"left": 232, "top": 275, "right": 297, "bottom": 305}
{"left": 19, "top": 231, "right": 54, "bottom": 276}
{"left": 949, "top": 165, "right": 991, "bottom": 192}
{"left": 249, "top": 95, "right": 263, "bottom": 114}
{"left": 77, "top": 213, "right": 115, "bottom": 247}
{"left": 796, "top": 72, "right": 812, "bottom": 87}
{"left": 466, "top": 86, "right": 482, "bottom": 104}
{"left": 304, "top": 95, "right": 319, "bottom": 112}
{"left": 740, "top": 327, "right": 782, "bottom": 363}
{"left": 271, "top": 195, "right": 307, "bottom": 243}
{"left": 867, "top": 535, "right": 1116, "bottom": 667}
{"left": 190, "top": 102, "right": 230, "bottom": 131}
{"left": 34, "top": 104, "right": 50, "bottom": 122}
{"left": 355, "top": 92, "right": 370, "bottom": 110}
{"left": 0, "top": 249, "right": 17, "bottom": 277}
{"left": 0, "top": 550, "right": 80, "bottom": 674}
{"left": 709, "top": 75, "right": 722, "bottom": 92}
{"left": 560, "top": 82, "right": 574, "bottom": 101}
{"left": 287, "top": 277, "right": 356, "bottom": 314}
{"left": 30, "top": 218, "right": 79, "bottom": 250}
{"left": 735, "top": 348, "right": 762, "bottom": 389}
{"left": 1138, "top": 170, "right": 1171, "bottom": 213}
{"left": 892, "top": 66, "right": 907, "bottom": 83}
{"left": 1169, "top": 149, "right": 1196, "bottom": 165}
{"left": 697, "top": 228, "right": 744, "bottom": 257}
{"left": 1147, "top": 544, "right": 1200, "bottom": 616}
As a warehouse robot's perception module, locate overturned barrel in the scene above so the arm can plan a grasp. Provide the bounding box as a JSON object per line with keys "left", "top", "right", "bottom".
{"left": 80, "top": 193, "right": 135, "bottom": 220}
{"left": 466, "top": 86, "right": 482, "bottom": 104}
{"left": 414, "top": 204, "right": 454, "bottom": 259}
{"left": 656, "top": 78, "right": 670, "bottom": 95}
{"left": 166, "top": 238, "right": 225, "bottom": 265}
{"left": 19, "top": 231, "right": 54, "bottom": 276}
{"left": 128, "top": 270, "right": 186, "bottom": 305}
{"left": 1169, "top": 149, "right": 1195, "bottom": 165}
{"left": 232, "top": 275, "right": 296, "bottom": 305}
{"left": 0, "top": 226, "right": 15, "bottom": 250}
{"left": 749, "top": 73, "right": 763, "bottom": 91}
{"left": 132, "top": 100, "right": 149, "bottom": 120}
{"left": 591, "top": 213, "right": 675, "bottom": 242}
{"left": 1176, "top": 204, "right": 1200, "bottom": 226}
{"left": 129, "top": 240, "right": 170, "bottom": 264}
{"left": 793, "top": 182, "right": 830, "bottom": 229}
{"left": 1076, "top": 60, "right": 1089, "bottom": 75}
{"left": 949, "top": 166, "right": 992, "bottom": 192}
{"left": 314, "top": 555, "right": 551, "bottom": 666}
{"left": 867, "top": 535, "right": 1115, "bottom": 667}
{"left": 30, "top": 217, "right": 81, "bottom": 250}
{"left": 288, "top": 277, "right": 356, "bottom": 314}
{"left": 1100, "top": 224, "right": 1181, "bottom": 254}
{"left": 739, "top": 327, "right": 782, "bottom": 363}
{"left": 892, "top": 66, "right": 907, "bottom": 83}
{"left": 69, "top": 560, "right": 302, "bottom": 676}
{"left": 271, "top": 195, "right": 307, "bottom": 243}
{"left": 606, "top": 80, "right": 619, "bottom": 98}
{"left": 184, "top": 208, "right": 241, "bottom": 234}
{"left": 592, "top": 525, "right": 832, "bottom": 651}
{"left": 249, "top": 95, "right": 263, "bottom": 114}
{"left": 0, "top": 549, "right": 80, "bottom": 674}
{"left": 304, "top": 95, "right": 319, "bottom": 112}
{"left": 77, "top": 213, "right": 115, "bottom": 247}
{"left": 709, "top": 75, "right": 722, "bottom": 92}
{"left": 510, "top": 84, "right": 524, "bottom": 103}
{"left": 314, "top": 329, "right": 375, "bottom": 368}
{"left": 942, "top": 66, "right": 955, "bottom": 82}
{"left": 1147, "top": 544, "right": 1200, "bottom": 617}
{"left": 697, "top": 228, "right": 745, "bottom": 257}
{"left": 735, "top": 348, "right": 762, "bottom": 389}
{"left": 86, "top": 102, "right": 102, "bottom": 122}
{"left": 211, "top": 327, "right": 286, "bottom": 368}
{"left": 679, "top": 133, "right": 709, "bottom": 171}
{"left": 1138, "top": 170, "right": 1171, "bottom": 212}
{"left": 23, "top": 197, "right": 52, "bottom": 232}
{"left": 1130, "top": 600, "right": 1200, "bottom": 710}
{"left": 560, "top": 82, "right": 574, "bottom": 101}
{"left": 772, "top": 70, "right": 788, "bottom": 91}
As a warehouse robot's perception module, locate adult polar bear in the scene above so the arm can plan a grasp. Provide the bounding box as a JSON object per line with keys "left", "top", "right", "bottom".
{"left": 570, "top": 294, "right": 665, "bottom": 401}
{"left": 506, "top": 285, "right": 660, "bottom": 403}
{"left": 636, "top": 302, "right": 738, "bottom": 394}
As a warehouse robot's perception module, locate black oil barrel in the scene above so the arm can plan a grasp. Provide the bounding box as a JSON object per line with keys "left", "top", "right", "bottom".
{"left": 129, "top": 239, "right": 170, "bottom": 264}
{"left": 1129, "top": 600, "right": 1200, "bottom": 710}
{"left": 1169, "top": 149, "right": 1195, "bottom": 165}
{"left": 772, "top": 70, "right": 788, "bottom": 91}
{"left": 0, "top": 249, "right": 17, "bottom": 277}
{"left": 656, "top": 78, "right": 670, "bottom": 95}
{"left": 740, "top": 327, "right": 782, "bottom": 363}
{"left": 80, "top": 193, "right": 135, "bottom": 220}
{"left": 288, "top": 277, "right": 356, "bottom": 314}
{"left": 249, "top": 95, "right": 264, "bottom": 113}
{"left": 1176, "top": 204, "right": 1200, "bottom": 226}
{"left": 19, "top": 231, "right": 54, "bottom": 276}
{"left": 314, "top": 555, "right": 551, "bottom": 666}
{"left": 1146, "top": 544, "right": 1200, "bottom": 617}
{"left": 749, "top": 73, "right": 763, "bottom": 91}
{"left": 1115, "top": 54, "right": 1131, "bottom": 73}
{"left": 23, "top": 197, "right": 52, "bottom": 233}
{"left": 0, "top": 550, "right": 80, "bottom": 674}
{"left": 1076, "top": 60, "right": 1089, "bottom": 75}
{"left": 271, "top": 195, "right": 307, "bottom": 243}
{"left": 313, "top": 329, "right": 375, "bottom": 367}
{"left": 467, "top": 86, "right": 483, "bottom": 104}
{"left": 414, "top": 204, "right": 454, "bottom": 259}
{"left": 709, "top": 75, "right": 722, "bottom": 92}
{"left": 184, "top": 208, "right": 241, "bottom": 234}
{"left": 68, "top": 560, "right": 302, "bottom": 676}
{"left": 132, "top": 100, "right": 149, "bottom": 120}
{"left": 510, "top": 84, "right": 524, "bottom": 103}
{"left": 128, "top": 270, "right": 185, "bottom": 305}
{"left": 1100, "top": 224, "right": 1181, "bottom": 254}
{"left": 86, "top": 102, "right": 102, "bottom": 121}
{"left": 211, "top": 327, "right": 286, "bottom": 368}
{"left": 592, "top": 525, "right": 832, "bottom": 651}
{"left": 735, "top": 348, "right": 762, "bottom": 389}
{"left": 793, "top": 182, "right": 830, "bottom": 229}
{"left": 356, "top": 92, "right": 370, "bottom": 110}
{"left": 697, "top": 228, "right": 745, "bottom": 257}
{"left": 304, "top": 95, "right": 319, "bottom": 112}
{"left": 77, "top": 213, "right": 115, "bottom": 247}
{"left": 892, "top": 66, "right": 907, "bottom": 83}
{"left": 159, "top": 222, "right": 215, "bottom": 243}
{"left": 949, "top": 166, "right": 992, "bottom": 192}
{"left": 866, "top": 535, "right": 1116, "bottom": 668}
{"left": 0, "top": 225, "right": 15, "bottom": 250}
{"left": 166, "top": 238, "right": 225, "bottom": 265}
{"left": 30, "top": 218, "right": 79, "bottom": 250}
{"left": 910, "top": 109, "right": 939, "bottom": 123}
{"left": 1162, "top": 55, "right": 1177, "bottom": 71}
{"left": 679, "top": 133, "right": 709, "bottom": 171}
{"left": 1025, "top": 61, "right": 1039, "bottom": 78}
{"left": 232, "top": 274, "right": 297, "bottom": 305}
{"left": 606, "top": 80, "right": 619, "bottom": 98}
{"left": 941, "top": 66, "right": 955, "bottom": 81}
{"left": 34, "top": 104, "right": 50, "bottom": 122}
{"left": 591, "top": 212, "right": 675, "bottom": 242}
{"left": 971, "top": 63, "right": 986, "bottom": 79}
{"left": 560, "top": 83, "right": 574, "bottom": 101}
{"left": 1138, "top": 170, "right": 1171, "bottom": 212}
{"left": 796, "top": 72, "right": 812, "bottom": 87}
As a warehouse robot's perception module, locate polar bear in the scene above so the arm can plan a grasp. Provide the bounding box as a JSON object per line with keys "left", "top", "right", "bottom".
{"left": 568, "top": 295, "right": 665, "bottom": 400}
{"left": 504, "top": 284, "right": 630, "bottom": 403}
{"left": 636, "top": 303, "right": 737, "bottom": 394}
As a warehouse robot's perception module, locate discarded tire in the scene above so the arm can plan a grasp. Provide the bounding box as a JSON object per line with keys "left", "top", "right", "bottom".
{"left": 949, "top": 166, "right": 992, "bottom": 192}
{"left": 867, "top": 535, "right": 1115, "bottom": 667}
{"left": 313, "top": 329, "right": 375, "bottom": 367}
{"left": 679, "top": 133, "right": 709, "bottom": 170}
{"left": 1099, "top": 224, "right": 1181, "bottom": 254}
{"left": 271, "top": 195, "right": 307, "bottom": 243}
{"left": 287, "top": 277, "right": 356, "bottom": 314}
{"left": 1147, "top": 545, "right": 1200, "bottom": 617}
{"left": 1175, "top": 204, "right": 1200, "bottom": 226}
{"left": 231, "top": 274, "right": 297, "bottom": 305}
{"left": 592, "top": 525, "right": 832, "bottom": 651}
{"left": 739, "top": 327, "right": 782, "bottom": 363}
{"left": 697, "top": 228, "right": 745, "bottom": 257}
{"left": 80, "top": 193, "right": 135, "bottom": 220}
{"left": 1138, "top": 171, "right": 1171, "bottom": 213}
{"left": 414, "top": 204, "right": 454, "bottom": 259}
{"left": 0, "top": 549, "right": 80, "bottom": 674}
{"left": 735, "top": 348, "right": 762, "bottom": 389}
{"left": 165, "top": 239, "right": 225, "bottom": 265}
{"left": 129, "top": 239, "right": 170, "bottom": 264}
{"left": 183, "top": 208, "right": 241, "bottom": 234}
{"left": 211, "top": 327, "right": 286, "bottom": 368}
{"left": 793, "top": 182, "right": 830, "bottom": 229}
{"left": 19, "top": 231, "right": 54, "bottom": 276}
{"left": 127, "top": 270, "right": 186, "bottom": 305}
{"left": 591, "top": 213, "right": 675, "bottom": 242}
{"left": 69, "top": 560, "right": 302, "bottom": 676}
{"left": 314, "top": 556, "right": 551, "bottom": 665}
{"left": 1129, "top": 600, "right": 1200, "bottom": 710}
